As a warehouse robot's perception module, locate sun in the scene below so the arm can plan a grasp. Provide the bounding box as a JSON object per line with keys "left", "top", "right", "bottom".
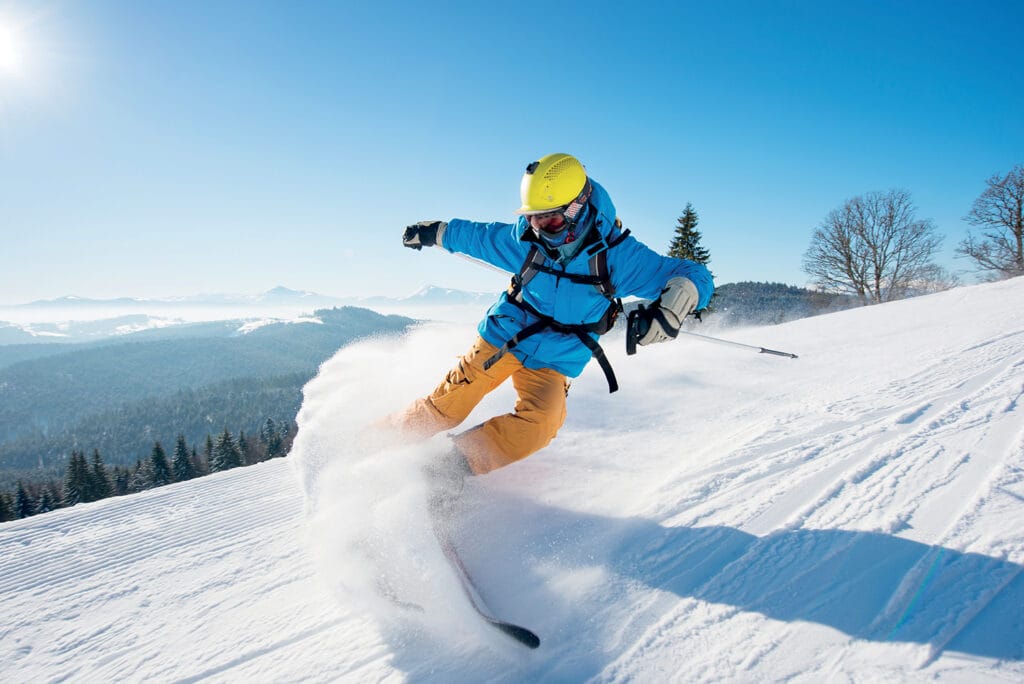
{"left": 0, "top": 22, "right": 25, "bottom": 76}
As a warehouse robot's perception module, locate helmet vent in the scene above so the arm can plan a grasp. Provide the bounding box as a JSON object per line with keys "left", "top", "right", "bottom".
{"left": 545, "top": 157, "right": 578, "bottom": 181}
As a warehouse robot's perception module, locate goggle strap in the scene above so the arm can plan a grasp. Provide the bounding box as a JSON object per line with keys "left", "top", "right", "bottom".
{"left": 563, "top": 179, "right": 593, "bottom": 221}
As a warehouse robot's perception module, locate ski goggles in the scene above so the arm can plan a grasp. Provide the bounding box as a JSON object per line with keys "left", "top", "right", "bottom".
{"left": 528, "top": 209, "right": 569, "bottom": 234}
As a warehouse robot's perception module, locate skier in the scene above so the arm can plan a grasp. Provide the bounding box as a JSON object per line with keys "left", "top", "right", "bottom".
{"left": 394, "top": 153, "right": 714, "bottom": 506}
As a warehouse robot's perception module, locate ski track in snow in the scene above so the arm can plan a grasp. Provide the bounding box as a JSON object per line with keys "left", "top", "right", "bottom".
{"left": 2, "top": 278, "right": 1024, "bottom": 682}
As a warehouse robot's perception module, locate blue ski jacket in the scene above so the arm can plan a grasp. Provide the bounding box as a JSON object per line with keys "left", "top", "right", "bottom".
{"left": 440, "top": 179, "right": 714, "bottom": 378}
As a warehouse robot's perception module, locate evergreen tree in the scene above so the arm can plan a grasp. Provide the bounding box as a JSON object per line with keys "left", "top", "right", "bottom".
{"left": 90, "top": 450, "right": 112, "bottom": 500}
{"left": 238, "top": 430, "right": 251, "bottom": 466}
{"left": 204, "top": 435, "right": 214, "bottom": 468}
{"left": 0, "top": 492, "right": 13, "bottom": 522}
{"left": 262, "top": 418, "right": 283, "bottom": 458}
{"left": 36, "top": 489, "right": 55, "bottom": 515}
{"left": 190, "top": 446, "right": 206, "bottom": 476}
{"left": 172, "top": 435, "right": 198, "bottom": 482}
{"left": 113, "top": 466, "right": 131, "bottom": 496}
{"left": 668, "top": 203, "right": 712, "bottom": 265}
{"left": 128, "top": 459, "right": 150, "bottom": 493}
{"left": 260, "top": 418, "right": 278, "bottom": 443}
{"left": 210, "top": 429, "right": 243, "bottom": 472}
{"left": 63, "top": 451, "right": 88, "bottom": 506}
{"left": 15, "top": 481, "right": 34, "bottom": 519}
{"left": 149, "top": 442, "right": 172, "bottom": 487}
{"left": 47, "top": 480, "right": 64, "bottom": 510}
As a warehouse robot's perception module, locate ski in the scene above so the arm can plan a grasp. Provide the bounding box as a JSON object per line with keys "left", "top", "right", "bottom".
{"left": 375, "top": 576, "right": 425, "bottom": 613}
{"left": 430, "top": 511, "right": 541, "bottom": 649}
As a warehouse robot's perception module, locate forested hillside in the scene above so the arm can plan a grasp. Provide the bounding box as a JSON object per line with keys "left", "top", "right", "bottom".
{"left": 0, "top": 307, "right": 414, "bottom": 490}
{"left": 708, "top": 281, "right": 861, "bottom": 326}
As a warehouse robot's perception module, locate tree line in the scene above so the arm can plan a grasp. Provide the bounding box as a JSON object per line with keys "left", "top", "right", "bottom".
{"left": 0, "top": 418, "right": 295, "bottom": 522}
{"left": 803, "top": 164, "right": 1023, "bottom": 301}
{"left": 665, "top": 164, "right": 1023, "bottom": 307}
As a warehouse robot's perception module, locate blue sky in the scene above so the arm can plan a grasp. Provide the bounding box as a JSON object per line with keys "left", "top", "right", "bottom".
{"left": 1, "top": 0, "right": 1022, "bottom": 303}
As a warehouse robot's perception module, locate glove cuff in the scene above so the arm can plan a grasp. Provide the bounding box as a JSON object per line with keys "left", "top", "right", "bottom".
{"left": 660, "top": 277, "right": 699, "bottom": 322}
{"left": 636, "top": 276, "right": 699, "bottom": 347}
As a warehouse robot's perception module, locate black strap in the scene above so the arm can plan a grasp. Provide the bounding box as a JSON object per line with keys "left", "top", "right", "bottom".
{"left": 523, "top": 260, "right": 605, "bottom": 286}
{"left": 482, "top": 320, "right": 618, "bottom": 393}
{"left": 491, "top": 224, "right": 630, "bottom": 393}
{"left": 573, "top": 330, "right": 618, "bottom": 393}
{"left": 514, "top": 247, "right": 546, "bottom": 292}
{"left": 484, "top": 296, "right": 621, "bottom": 392}
{"left": 624, "top": 295, "right": 680, "bottom": 357}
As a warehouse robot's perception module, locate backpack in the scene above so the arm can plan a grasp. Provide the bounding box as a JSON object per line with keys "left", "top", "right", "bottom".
{"left": 482, "top": 221, "right": 631, "bottom": 393}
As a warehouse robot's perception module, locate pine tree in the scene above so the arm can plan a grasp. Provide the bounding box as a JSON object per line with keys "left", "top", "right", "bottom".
{"left": 262, "top": 418, "right": 283, "bottom": 459}
{"left": 47, "top": 480, "right": 64, "bottom": 510}
{"left": 172, "top": 435, "right": 197, "bottom": 482}
{"left": 260, "top": 418, "right": 278, "bottom": 444}
{"left": 63, "top": 451, "right": 88, "bottom": 506}
{"left": 149, "top": 442, "right": 172, "bottom": 487}
{"left": 128, "top": 459, "right": 150, "bottom": 493}
{"left": 238, "top": 430, "right": 251, "bottom": 466}
{"left": 211, "top": 429, "right": 243, "bottom": 472}
{"left": 0, "top": 491, "right": 13, "bottom": 522}
{"left": 15, "top": 481, "right": 34, "bottom": 519}
{"left": 90, "top": 450, "right": 112, "bottom": 500}
{"left": 36, "top": 489, "right": 55, "bottom": 515}
{"left": 668, "top": 203, "right": 712, "bottom": 265}
{"left": 190, "top": 446, "right": 206, "bottom": 476}
{"left": 113, "top": 467, "right": 131, "bottom": 496}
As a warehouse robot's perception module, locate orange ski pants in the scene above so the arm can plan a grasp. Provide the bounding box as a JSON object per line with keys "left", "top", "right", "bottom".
{"left": 393, "top": 336, "right": 569, "bottom": 475}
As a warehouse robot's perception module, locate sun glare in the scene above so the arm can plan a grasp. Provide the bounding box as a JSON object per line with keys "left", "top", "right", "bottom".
{"left": 0, "top": 22, "right": 24, "bottom": 76}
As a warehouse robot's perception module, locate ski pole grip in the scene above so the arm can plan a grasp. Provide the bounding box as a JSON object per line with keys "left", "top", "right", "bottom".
{"left": 625, "top": 310, "right": 640, "bottom": 356}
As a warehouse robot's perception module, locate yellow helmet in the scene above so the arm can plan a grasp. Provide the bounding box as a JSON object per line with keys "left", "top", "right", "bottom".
{"left": 516, "top": 153, "right": 588, "bottom": 215}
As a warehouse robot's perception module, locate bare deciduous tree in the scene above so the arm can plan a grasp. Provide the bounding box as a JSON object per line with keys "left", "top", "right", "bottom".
{"left": 956, "top": 165, "right": 1024, "bottom": 280}
{"left": 803, "top": 189, "right": 948, "bottom": 304}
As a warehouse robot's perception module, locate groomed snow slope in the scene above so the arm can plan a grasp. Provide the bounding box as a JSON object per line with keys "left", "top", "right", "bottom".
{"left": 2, "top": 277, "right": 1023, "bottom": 682}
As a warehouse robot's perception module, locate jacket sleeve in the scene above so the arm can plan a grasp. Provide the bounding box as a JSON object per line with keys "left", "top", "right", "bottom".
{"left": 438, "top": 218, "right": 525, "bottom": 274}
{"left": 611, "top": 234, "right": 714, "bottom": 309}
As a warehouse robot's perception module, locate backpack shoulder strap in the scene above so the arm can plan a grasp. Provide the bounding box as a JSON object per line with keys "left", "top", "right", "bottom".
{"left": 584, "top": 221, "right": 631, "bottom": 300}
{"left": 508, "top": 245, "right": 546, "bottom": 302}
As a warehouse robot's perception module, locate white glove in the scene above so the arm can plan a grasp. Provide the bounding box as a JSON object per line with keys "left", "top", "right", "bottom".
{"left": 637, "top": 277, "right": 699, "bottom": 346}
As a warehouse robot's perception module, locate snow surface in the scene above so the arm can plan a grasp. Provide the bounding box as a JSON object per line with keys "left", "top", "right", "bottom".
{"left": 2, "top": 278, "right": 1024, "bottom": 682}
{"left": 234, "top": 315, "right": 325, "bottom": 335}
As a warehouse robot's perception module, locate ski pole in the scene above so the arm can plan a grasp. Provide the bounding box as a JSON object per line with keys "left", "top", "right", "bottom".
{"left": 453, "top": 251, "right": 511, "bottom": 276}
{"left": 676, "top": 330, "right": 798, "bottom": 358}
{"left": 451, "top": 251, "right": 799, "bottom": 359}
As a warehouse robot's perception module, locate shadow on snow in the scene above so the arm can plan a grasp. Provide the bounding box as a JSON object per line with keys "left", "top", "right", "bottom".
{"left": 383, "top": 497, "right": 1022, "bottom": 680}
{"left": 489, "top": 498, "right": 1024, "bottom": 666}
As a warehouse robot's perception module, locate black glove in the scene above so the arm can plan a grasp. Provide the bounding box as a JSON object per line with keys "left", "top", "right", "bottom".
{"left": 402, "top": 221, "right": 446, "bottom": 250}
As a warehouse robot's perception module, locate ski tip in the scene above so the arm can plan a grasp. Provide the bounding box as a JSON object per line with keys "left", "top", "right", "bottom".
{"left": 495, "top": 621, "right": 541, "bottom": 649}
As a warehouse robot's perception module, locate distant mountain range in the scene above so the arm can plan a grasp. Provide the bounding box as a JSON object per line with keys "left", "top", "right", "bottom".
{"left": 5, "top": 285, "right": 496, "bottom": 313}
{"left": 0, "top": 286, "right": 498, "bottom": 343}
{"left": 1, "top": 282, "right": 867, "bottom": 345}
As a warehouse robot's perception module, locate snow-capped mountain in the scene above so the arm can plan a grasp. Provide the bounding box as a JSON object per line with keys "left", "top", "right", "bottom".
{"left": 6, "top": 285, "right": 493, "bottom": 312}
{"left": 0, "top": 286, "right": 498, "bottom": 337}
{"left": 6, "top": 287, "right": 344, "bottom": 313}
{"left": 0, "top": 315, "right": 189, "bottom": 343}
{"left": 2, "top": 276, "right": 1022, "bottom": 681}
{"left": 398, "top": 284, "right": 496, "bottom": 305}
